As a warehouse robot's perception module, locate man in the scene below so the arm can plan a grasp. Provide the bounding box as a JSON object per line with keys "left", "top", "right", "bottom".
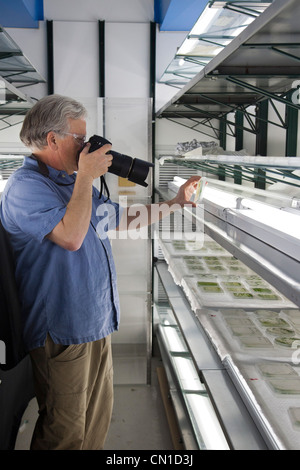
{"left": 0, "top": 94, "right": 199, "bottom": 450}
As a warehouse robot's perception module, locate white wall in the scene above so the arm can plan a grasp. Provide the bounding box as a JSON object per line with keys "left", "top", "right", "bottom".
{"left": 53, "top": 21, "right": 99, "bottom": 98}
{"left": 0, "top": 1, "right": 155, "bottom": 371}
{"left": 43, "top": 0, "right": 153, "bottom": 22}
{"left": 0, "top": 0, "right": 154, "bottom": 146}
{"left": 105, "top": 22, "right": 150, "bottom": 98}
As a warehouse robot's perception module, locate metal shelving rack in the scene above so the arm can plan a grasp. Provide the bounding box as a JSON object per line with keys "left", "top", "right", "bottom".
{"left": 156, "top": 0, "right": 300, "bottom": 171}
{"left": 154, "top": 174, "right": 300, "bottom": 449}
{"left": 153, "top": 262, "right": 271, "bottom": 449}
{"left": 0, "top": 25, "right": 45, "bottom": 132}
{"left": 159, "top": 1, "right": 273, "bottom": 88}
{"left": 157, "top": 173, "right": 300, "bottom": 303}
{"left": 155, "top": 0, "right": 300, "bottom": 310}
{"left": 153, "top": 0, "right": 300, "bottom": 450}
{"left": 157, "top": 155, "right": 300, "bottom": 187}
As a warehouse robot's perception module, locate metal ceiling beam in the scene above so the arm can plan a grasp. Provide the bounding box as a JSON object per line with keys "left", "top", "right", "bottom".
{"left": 0, "top": 103, "right": 29, "bottom": 131}
{"left": 226, "top": 76, "right": 300, "bottom": 111}
{"left": 179, "top": 92, "right": 287, "bottom": 130}
{"left": 180, "top": 104, "right": 258, "bottom": 135}
{"left": 271, "top": 47, "right": 300, "bottom": 64}
{"left": 241, "top": 43, "right": 300, "bottom": 63}
{"left": 164, "top": 115, "right": 236, "bottom": 140}
{"left": 223, "top": 2, "right": 269, "bottom": 18}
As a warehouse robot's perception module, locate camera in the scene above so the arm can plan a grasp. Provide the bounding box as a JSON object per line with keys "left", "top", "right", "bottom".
{"left": 88, "top": 135, "right": 154, "bottom": 187}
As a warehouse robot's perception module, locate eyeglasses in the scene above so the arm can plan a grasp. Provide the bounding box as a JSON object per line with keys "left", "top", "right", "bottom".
{"left": 63, "top": 132, "right": 86, "bottom": 146}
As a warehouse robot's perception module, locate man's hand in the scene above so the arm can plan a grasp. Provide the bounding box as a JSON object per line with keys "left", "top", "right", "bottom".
{"left": 117, "top": 176, "right": 201, "bottom": 232}
{"left": 172, "top": 176, "right": 201, "bottom": 208}
{"left": 78, "top": 142, "right": 113, "bottom": 181}
{"left": 47, "top": 143, "right": 113, "bottom": 251}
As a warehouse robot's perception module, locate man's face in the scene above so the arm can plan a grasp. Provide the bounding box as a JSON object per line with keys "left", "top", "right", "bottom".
{"left": 56, "top": 118, "right": 87, "bottom": 174}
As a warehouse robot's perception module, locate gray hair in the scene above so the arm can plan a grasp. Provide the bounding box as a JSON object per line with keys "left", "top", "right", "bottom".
{"left": 20, "top": 94, "right": 87, "bottom": 150}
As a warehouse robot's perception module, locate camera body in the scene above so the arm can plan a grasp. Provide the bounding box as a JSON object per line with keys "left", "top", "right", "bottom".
{"left": 88, "top": 135, "right": 153, "bottom": 187}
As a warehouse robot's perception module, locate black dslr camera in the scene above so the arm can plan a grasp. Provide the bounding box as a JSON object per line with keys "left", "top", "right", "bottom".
{"left": 88, "top": 135, "right": 153, "bottom": 187}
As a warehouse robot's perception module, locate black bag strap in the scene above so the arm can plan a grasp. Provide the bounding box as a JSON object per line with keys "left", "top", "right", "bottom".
{"left": 0, "top": 220, "right": 27, "bottom": 370}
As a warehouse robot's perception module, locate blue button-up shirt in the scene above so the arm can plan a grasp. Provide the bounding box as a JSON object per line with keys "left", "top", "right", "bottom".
{"left": 0, "top": 156, "right": 121, "bottom": 351}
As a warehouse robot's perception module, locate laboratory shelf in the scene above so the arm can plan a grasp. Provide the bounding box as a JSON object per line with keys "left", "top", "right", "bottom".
{"left": 159, "top": 1, "right": 272, "bottom": 88}
{"left": 156, "top": 177, "right": 300, "bottom": 309}
{"left": 155, "top": 252, "right": 300, "bottom": 449}
{"left": 154, "top": 0, "right": 300, "bottom": 451}
{"left": 156, "top": 0, "right": 300, "bottom": 134}
{"left": 158, "top": 155, "right": 300, "bottom": 188}
{"left": 154, "top": 261, "right": 270, "bottom": 450}
{"left": 153, "top": 176, "right": 300, "bottom": 449}
{"left": 0, "top": 25, "right": 45, "bottom": 133}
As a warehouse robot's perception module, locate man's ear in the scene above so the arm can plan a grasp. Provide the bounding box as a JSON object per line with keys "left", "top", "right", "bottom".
{"left": 47, "top": 131, "right": 58, "bottom": 150}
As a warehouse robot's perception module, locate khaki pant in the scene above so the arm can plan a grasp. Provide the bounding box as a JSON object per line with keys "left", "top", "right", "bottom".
{"left": 29, "top": 334, "right": 113, "bottom": 450}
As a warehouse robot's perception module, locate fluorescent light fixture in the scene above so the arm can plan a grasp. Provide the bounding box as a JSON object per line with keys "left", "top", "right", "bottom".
{"left": 204, "top": 186, "right": 239, "bottom": 207}
{"left": 173, "top": 176, "right": 187, "bottom": 186}
{"left": 204, "top": 188, "right": 300, "bottom": 241}
{"left": 172, "top": 351, "right": 230, "bottom": 448}
{"left": 162, "top": 325, "right": 188, "bottom": 353}
{"left": 237, "top": 198, "right": 300, "bottom": 240}
{"left": 172, "top": 355, "right": 206, "bottom": 391}
{"left": 169, "top": 177, "right": 239, "bottom": 207}
{"left": 158, "top": 315, "right": 229, "bottom": 448}
{"left": 169, "top": 177, "right": 300, "bottom": 224}
{"left": 186, "top": 393, "right": 230, "bottom": 450}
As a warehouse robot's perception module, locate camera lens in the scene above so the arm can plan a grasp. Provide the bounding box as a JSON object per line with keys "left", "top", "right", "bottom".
{"left": 109, "top": 151, "right": 133, "bottom": 179}
{"left": 128, "top": 158, "right": 154, "bottom": 187}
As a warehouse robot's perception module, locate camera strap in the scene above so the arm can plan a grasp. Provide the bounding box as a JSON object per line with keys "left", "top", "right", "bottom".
{"left": 99, "top": 175, "right": 110, "bottom": 202}
{"left": 30, "top": 155, "right": 110, "bottom": 200}
{"left": 31, "top": 155, "right": 75, "bottom": 187}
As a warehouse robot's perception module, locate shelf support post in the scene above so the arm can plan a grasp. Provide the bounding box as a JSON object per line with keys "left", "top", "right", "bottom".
{"left": 234, "top": 110, "right": 243, "bottom": 184}
{"left": 255, "top": 100, "right": 268, "bottom": 189}
{"left": 285, "top": 89, "right": 298, "bottom": 157}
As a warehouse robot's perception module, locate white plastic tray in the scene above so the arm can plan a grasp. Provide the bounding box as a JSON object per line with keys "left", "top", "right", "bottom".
{"left": 182, "top": 274, "right": 295, "bottom": 310}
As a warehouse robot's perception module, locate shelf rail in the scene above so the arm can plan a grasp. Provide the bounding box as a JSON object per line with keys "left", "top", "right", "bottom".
{"left": 158, "top": 156, "right": 300, "bottom": 188}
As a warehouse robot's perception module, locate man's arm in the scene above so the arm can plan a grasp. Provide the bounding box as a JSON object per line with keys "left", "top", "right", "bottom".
{"left": 46, "top": 143, "right": 112, "bottom": 251}
{"left": 117, "top": 176, "right": 200, "bottom": 231}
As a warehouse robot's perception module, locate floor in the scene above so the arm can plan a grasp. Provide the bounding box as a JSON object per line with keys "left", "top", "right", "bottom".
{"left": 105, "top": 358, "right": 173, "bottom": 450}
{"left": 14, "top": 355, "right": 174, "bottom": 450}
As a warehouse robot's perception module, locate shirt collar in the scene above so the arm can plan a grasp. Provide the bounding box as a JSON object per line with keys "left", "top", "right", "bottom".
{"left": 24, "top": 155, "right": 75, "bottom": 183}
